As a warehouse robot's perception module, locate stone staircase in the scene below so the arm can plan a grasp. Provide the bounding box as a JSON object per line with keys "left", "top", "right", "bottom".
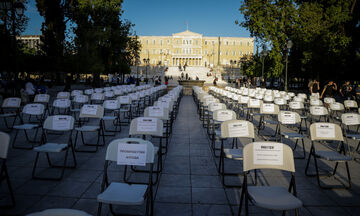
{"left": 165, "top": 66, "right": 227, "bottom": 85}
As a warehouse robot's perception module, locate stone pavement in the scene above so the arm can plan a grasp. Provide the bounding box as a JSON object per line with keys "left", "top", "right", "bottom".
{"left": 1, "top": 95, "right": 360, "bottom": 215}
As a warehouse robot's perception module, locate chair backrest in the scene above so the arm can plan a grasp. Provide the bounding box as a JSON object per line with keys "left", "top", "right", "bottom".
{"left": 53, "top": 99, "right": 71, "bottom": 108}
{"left": 278, "top": 111, "right": 301, "bottom": 125}
{"left": 221, "top": 120, "right": 255, "bottom": 139}
{"left": 247, "top": 98, "right": 261, "bottom": 108}
{"left": 129, "top": 117, "right": 163, "bottom": 137}
{"left": 344, "top": 100, "right": 358, "bottom": 109}
{"left": 341, "top": 113, "right": 360, "bottom": 126}
{"left": 238, "top": 96, "right": 249, "bottom": 104}
{"left": 213, "top": 109, "right": 237, "bottom": 122}
{"left": 310, "top": 106, "right": 328, "bottom": 116}
{"left": 104, "top": 91, "right": 114, "bottom": 98}
{"left": 73, "top": 95, "right": 89, "bottom": 104}
{"left": 310, "top": 122, "right": 344, "bottom": 141}
{"left": 43, "top": 115, "right": 75, "bottom": 131}
{"left": 289, "top": 101, "right": 304, "bottom": 110}
{"left": 22, "top": 103, "right": 45, "bottom": 116}
{"left": 91, "top": 93, "right": 105, "bottom": 101}
{"left": 103, "top": 100, "right": 120, "bottom": 110}
{"left": 243, "top": 142, "right": 295, "bottom": 172}
{"left": 330, "top": 102, "right": 344, "bottom": 111}
{"left": 324, "top": 97, "right": 335, "bottom": 104}
{"left": 105, "top": 138, "right": 154, "bottom": 163}
{"left": 260, "top": 103, "right": 279, "bottom": 115}
{"left": 2, "top": 97, "right": 21, "bottom": 108}
{"left": 274, "top": 98, "right": 286, "bottom": 106}
{"left": 208, "top": 102, "right": 226, "bottom": 112}
{"left": 79, "top": 104, "right": 104, "bottom": 118}
{"left": 71, "top": 90, "right": 83, "bottom": 97}
{"left": 117, "top": 95, "right": 132, "bottom": 105}
{"left": 144, "top": 106, "right": 169, "bottom": 121}
{"left": 0, "top": 132, "right": 10, "bottom": 159}
{"left": 34, "top": 94, "right": 50, "bottom": 103}
{"left": 310, "top": 99, "right": 323, "bottom": 106}
{"left": 57, "top": 92, "right": 70, "bottom": 99}
{"left": 84, "top": 89, "right": 94, "bottom": 95}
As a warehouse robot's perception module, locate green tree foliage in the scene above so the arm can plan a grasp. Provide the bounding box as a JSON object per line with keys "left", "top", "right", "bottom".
{"left": 238, "top": 0, "right": 360, "bottom": 82}
{"left": 68, "top": 0, "right": 140, "bottom": 86}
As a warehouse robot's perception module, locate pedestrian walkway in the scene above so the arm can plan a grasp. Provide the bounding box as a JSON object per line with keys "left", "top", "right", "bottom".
{"left": 1, "top": 95, "right": 360, "bottom": 215}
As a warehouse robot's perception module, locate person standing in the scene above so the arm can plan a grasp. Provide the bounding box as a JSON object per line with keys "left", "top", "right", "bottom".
{"left": 320, "top": 80, "right": 337, "bottom": 99}
{"left": 340, "top": 81, "right": 353, "bottom": 100}
{"left": 310, "top": 79, "right": 320, "bottom": 95}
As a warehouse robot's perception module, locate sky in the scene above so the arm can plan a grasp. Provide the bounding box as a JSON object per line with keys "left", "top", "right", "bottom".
{"left": 24, "top": 0, "right": 251, "bottom": 38}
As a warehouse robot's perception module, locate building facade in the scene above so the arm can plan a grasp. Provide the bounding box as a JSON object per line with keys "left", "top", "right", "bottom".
{"left": 138, "top": 30, "right": 254, "bottom": 67}
{"left": 16, "top": 35, "right": 41, "bottom": 51}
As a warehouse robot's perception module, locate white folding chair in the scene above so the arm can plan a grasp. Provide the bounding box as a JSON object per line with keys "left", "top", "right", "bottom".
{"left": 344, "top": 100, "right": 358, "bottom": 112}
{"left": 52, "top": 98, "right": 71, "bottom": 115}
{"left": 305, "top": 122, "right": 352, "bottom": 189}
{"left": 56, "top": 91, "right": 70, "bottom": 99}
{"left": 0, "top": 97, "right": 21, "bottom": 130}
{"left": 32, "top": 115, "right": 76, "bottom": 180}
{"left": 74, "top": 104, "right": 105, "bottom": 152}
{"left": 341, "top": 113, "right": 360, "bottom": 158}
{"left": 27, "top": 208, "right": 91, "bottom": 216}
{"left": 97, "top": 138, "right": 154, "bottom": 216}
{"left": 219, "top": 120, "right": 255, "bottom": 187}
{"left": 0, "top": 132, "right": 15, "bottom": 207}
{"left": 103, "top": 99, "right": 121, "bottom": 134}
{"left": 239, "top": 142, "right": 302, "bottom": 216}
{"left": 12, "top": 103, "right": 45, "bottom": 149}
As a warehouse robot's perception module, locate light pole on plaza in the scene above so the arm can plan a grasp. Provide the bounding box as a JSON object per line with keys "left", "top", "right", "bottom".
{"left": 285, "top": 40, "right": 293, "bottom": 92}
{"left": 260, "top": 49, "right": 268, "bottom": 78}
{"left": 143, "top": 58, "right": 150, "bottom": 82}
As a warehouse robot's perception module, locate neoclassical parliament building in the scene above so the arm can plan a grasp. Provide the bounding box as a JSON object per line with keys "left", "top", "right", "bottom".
{"left": 138, "top": 30, "right": 254, "bottom": 67}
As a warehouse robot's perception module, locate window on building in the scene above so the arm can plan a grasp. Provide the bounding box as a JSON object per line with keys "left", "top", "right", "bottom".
{"left": 177, "top": 40, "right": 179, "bottom": 44}
{"left": 195, "top": 40, "right": 198, "bottom": 45}
{"left": 160, "top": 49, "right": 162, "bottom": 54}
{"left": 153, "top": 40, "right": 156, "bottom": 45}
{"left": 226, "top": 41, "right": 229, "bottom": 45}
{"left": 167, "top": 40, "right": 170, "bottom": 44}
{"left": 233, "top": 41, "right": 236, "bottom": 46}
{"left": 240, "top": 42, "right": 242, "bottom": 46}
{"left": 205, "top": 41, "right": 207, "bottom": 45}
{"left": 153, "top": 49, "right": 156, "bottom": 54}
{"left": 247, "top": 42, "right": 250, "bottom": 46}
{"left": 233, "top": 51, "right": 236, "bottom": 55}
{"left": 226, "top": 51, "right": 228, "bottom": 55}
{"left": 160, "top": 40, "right": 162, "bottom": 45}
{"left": 212, "top": 41, "right": 215, "bottom": 45}
{"left": 146, "top": 49, "right": 149, "bottom": 54}
{"left": 240, "top": 51, "right": 243, "bottom": 55}
{"left": 196, "top": 50, "right": 199, "bottom": 54}
{"left": 146, "top": 40, "right": 149, "bottom": 45}
{"left": 190, "top": 40, "right": 192, "bottom": 44}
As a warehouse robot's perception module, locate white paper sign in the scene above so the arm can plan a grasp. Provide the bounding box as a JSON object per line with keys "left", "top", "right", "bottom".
{"left": 137, "top": 118, "right": 158, "bottom": 132}
{"left": 346, "top": 101, "right": 355, "bottom": 107}
{"left": 228, "top": 122, "right": 249, "bottom": 137}
{"left": 343, "top": 114, "right": 360, "bottom": 125}
{"left": 72, "top": 90, "right": 82, "bottom": 96}
{"left": 217, "top": 111, "right": 233, "bottom": 121}
{"left": 58, "top": 92, "right": 69, "bottom": 98}
{"left": 105, "top": 91, "right": 114, "bottom": 98}
{"left": 290, "top": 102, "right": 301, "bottom": 109}
{"left": 119, "top": 96, "right": 130, "bottom": 104}
{"left": 92, "top": 93, "right": 103, "bottom": 100}
{"left": 254, "top": 142, "right": 283, "bottom": 166}
{"left": 157, "top": 101, "right": 170, "bottom": 109}
{"left": 85, "top": 89, "right": 94, "bottom": 95}
{"left": 52, "top": 116, "right": 72, "bottom": 130}
{"left": 263, "top": 104, "right": 275, "bottom": 113}
{"left": 75, "top": 95, "right": 87, "bottom": 103}
{"left": 54, "top": 99, "right": 69, "bottom": 108}
{"left": 281, "top": 112, "right": 296, "bottom": 124}
{"left": 331, "top": 103, "right": 341, "bottom": 110}
{"left": 6, "top": 98, "right": 19, "bottom": 107}
{"left": 312, "top": 106, "right": 325, "bottom": 115}
{"left": 82, "top": 105, "right": 98, "bottom": 115}
{"left": 240, "top": 96, "right": 249, "bottom": 103}
{"left": 36, "top": 94, "right": 48, "bottom": 102}
{"left": 26, "top": 104, "right": 42, "bottom": 115}
{"left": 149, "top": 107, "right": 164, "bottom": 117}
{"left": 117, "top": 143, "right": 147, "bottom": 166}
{"left": 249, "top": 99, "right": 260, "bottom": 107}
{"left": 105, "top": 100, "right": 118, "bottom": 109}
{"left": 315, "top": 124, "right": 335, "bottom": 138}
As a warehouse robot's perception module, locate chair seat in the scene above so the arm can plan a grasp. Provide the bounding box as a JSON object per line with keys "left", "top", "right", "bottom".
{"left": 97, "top": 182, "right": 147, "bottom": 205}
{"left": 281, "top": 132, "right": 305, "bottom": 139}
{"left": 346, "top": 134, "right": 360, "bottom": 140}
{"left": 27, "top": 208, "right": 91, "bottom": 216}
{"left": 0, "top": 113, "right": 16, "bottom": 118}
{"left": 315, "top": 150, "right": 352, "bottom": 161}
{"left": 13, "top": 123, "right": 39, "bottom": 130}
{"left": 34, "top": 143, "right": 68, "bottom": 153}
{"left": 75, "top": 125, "right": 100, "bottom": 132}
{"left": 224, "top": 148, "right": 243, "bottom": 160}
{"left": 264, "top": 120, "right": 278, "bottom": 125}
{"left": 248, "top": 186, "right": 302, "bottom": 211}
{"left": 103, "top": 116, "right": 117, "bottom": 121}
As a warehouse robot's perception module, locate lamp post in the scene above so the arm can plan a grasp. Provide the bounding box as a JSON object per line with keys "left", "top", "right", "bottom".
{"left": 260, "top": 49, "right": 268, "bottom": 78}
{"left": 135, "top": 57, "right": 140, "bottom": 86}
{"left": 143, "top": 58, "right": 150, "bottom": 83}
{"left": 285, "top": 40, "right": 293, "bottom": 92}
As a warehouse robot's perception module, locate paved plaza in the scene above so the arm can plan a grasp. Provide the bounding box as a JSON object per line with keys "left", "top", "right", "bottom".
{"left": 1, "top": 92, "right": 360, "bottom": 216}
